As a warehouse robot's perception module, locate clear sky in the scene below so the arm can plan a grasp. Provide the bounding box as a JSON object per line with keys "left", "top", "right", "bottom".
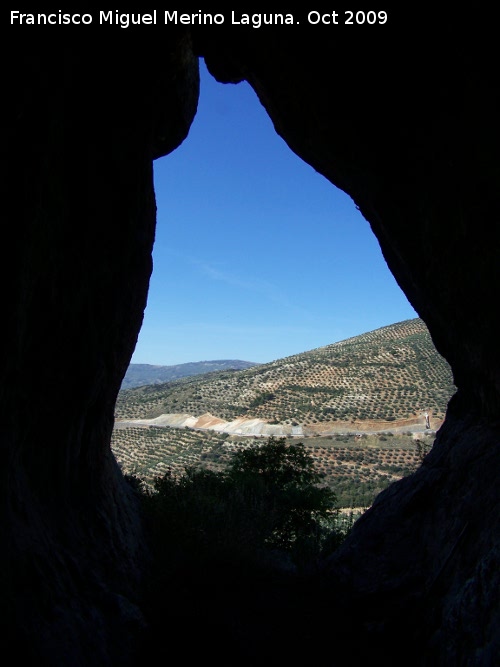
{"left": 131, "top": 58, "right": 417, "bottom": 366}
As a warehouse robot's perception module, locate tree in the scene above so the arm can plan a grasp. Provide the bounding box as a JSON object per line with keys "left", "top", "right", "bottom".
{"left": 226, "top": 437, "right": 337, "bottom": 555}
{"left": 137, "top": 436, "right": 342, "bottom": 574}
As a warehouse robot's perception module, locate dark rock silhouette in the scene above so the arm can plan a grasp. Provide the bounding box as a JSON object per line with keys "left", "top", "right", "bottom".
{"left": 4, "top": 17, "right": 498, "bottom": 665}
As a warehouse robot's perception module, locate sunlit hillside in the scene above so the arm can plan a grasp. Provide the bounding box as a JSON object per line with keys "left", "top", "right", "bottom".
{"left": 115, "top": 318, "right": 455, "bottom": 426}
{"left": 112, "top": 318, "right": 455, "bottom": 507}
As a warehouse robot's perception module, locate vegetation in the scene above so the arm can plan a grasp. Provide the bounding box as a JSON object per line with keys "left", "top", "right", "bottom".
{"left": 131, "top": 438, "right": 358, "bottom": 662}
{"left": 132, "top": 437, "right": 346, "bottom": 577}
{"left": 130, "top": 437, "right": 351, "bottom": 658}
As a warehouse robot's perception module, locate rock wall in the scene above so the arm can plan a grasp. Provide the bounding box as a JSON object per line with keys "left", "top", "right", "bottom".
{"left": 3, "top": 31, "right": 198, "bottom": 665}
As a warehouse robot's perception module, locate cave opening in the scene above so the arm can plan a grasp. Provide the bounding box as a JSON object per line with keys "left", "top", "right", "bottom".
{"left": 131, "top": 58, "right": 418, "bottom": 369}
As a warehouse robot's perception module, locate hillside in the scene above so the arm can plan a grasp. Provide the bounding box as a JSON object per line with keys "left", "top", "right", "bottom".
{"left": 112, "top": 319, "right": 456, "bottom": 507}
{"left": 121, "top": 359, "right": 258, "bottom": 390}
{"left": 115, "top": 318, "right": 455, "bottom": 429}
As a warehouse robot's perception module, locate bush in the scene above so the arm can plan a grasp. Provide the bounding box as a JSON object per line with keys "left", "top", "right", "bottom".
{"left": 226, "top": 438, "right": 338, "bottom": 557}
{"left": 135, "top": 437, "right": 344, "bottom": 576}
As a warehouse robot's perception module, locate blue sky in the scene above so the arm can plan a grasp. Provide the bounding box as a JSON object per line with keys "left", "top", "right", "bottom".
{"left": 131, "top": 59, "right": 417, "bottom": 366}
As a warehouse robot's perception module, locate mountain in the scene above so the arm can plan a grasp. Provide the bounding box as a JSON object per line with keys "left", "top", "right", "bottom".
{"left": 121, "top": 360, "right": 259, "bottom": 390}
{"left": 115, "top": 318, "right": 455, "bottom": 430}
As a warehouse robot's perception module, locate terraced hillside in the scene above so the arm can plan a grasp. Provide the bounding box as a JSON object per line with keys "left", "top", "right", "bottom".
{"left": 112, "top": 319, "right": 454, "bottom": 508}
{"left": 115, "top": 318, "right": 455, "bottom": 428}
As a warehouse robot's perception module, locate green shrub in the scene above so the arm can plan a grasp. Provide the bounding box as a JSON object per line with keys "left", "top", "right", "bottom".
{"left": 134, "top": 437, "right": 345, "bottom": 576}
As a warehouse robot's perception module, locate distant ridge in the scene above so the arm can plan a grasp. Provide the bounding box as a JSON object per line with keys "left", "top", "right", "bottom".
{"left": 121, "top": 359, "right": 259, "bottom": 390}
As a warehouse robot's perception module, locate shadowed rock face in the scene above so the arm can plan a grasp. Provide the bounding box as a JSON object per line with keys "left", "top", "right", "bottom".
{"left": 3, "top": 31, "right": 199, "bottom": 665}
{"left": 3, "top": 21, "right": 498, "bottom": 666}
